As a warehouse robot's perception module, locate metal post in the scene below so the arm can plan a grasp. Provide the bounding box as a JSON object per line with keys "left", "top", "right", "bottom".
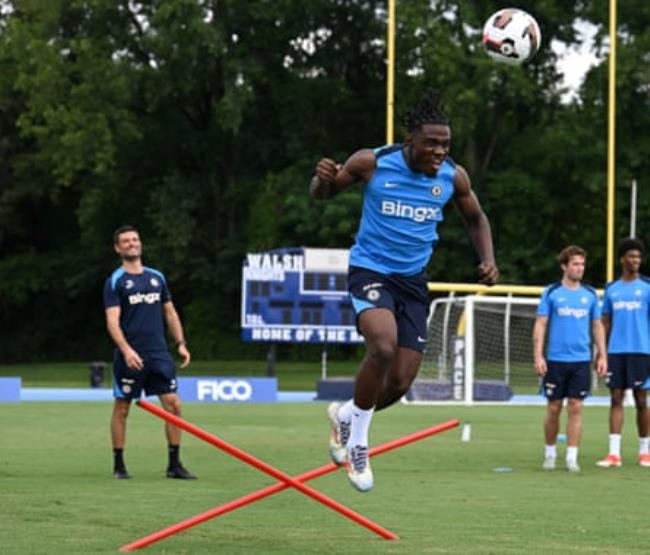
{"left": 89, "top": 361, "right": 106, "bottom": 388}
{"left": 464, "top": 296, "right": 475, "bottom": 406}
{"left": 504, "top": 294, "right": 512, "bottom": 386}
{"left": 631, "top": 178, "right": 637, "bottom": 237}
{"left": 439, "top": 292, "right": 455, "bottom": 380}
{"left": 266, "top": 345, "right": 276, "bottom": 377}
{"left": 321, "top": 334, "right": 328, "bottom": 380}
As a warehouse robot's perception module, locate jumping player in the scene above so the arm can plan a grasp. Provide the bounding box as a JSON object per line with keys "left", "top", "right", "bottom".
{"left": 533, "top": 245, "right": 607, "bottom": 472}
{"left": 104, "top": 225, "right": 196, "bottom": 480}
{"left": 310, "top": 90, "right": 499, "bottom": 492}
{"left": 596, "top": 238, "right": 650, "bottom": 468}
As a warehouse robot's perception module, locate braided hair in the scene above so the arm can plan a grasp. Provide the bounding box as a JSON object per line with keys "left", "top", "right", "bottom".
{"left": 402, "top": 89, "right": 450, "bottom": 132}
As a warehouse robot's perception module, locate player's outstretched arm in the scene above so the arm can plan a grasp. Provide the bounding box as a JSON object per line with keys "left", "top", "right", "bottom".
{"left": 309, "top": 149, "right": 376, "bottom": 200}
{"left": 452, "top": 165, "right": 499, "bottom": 284}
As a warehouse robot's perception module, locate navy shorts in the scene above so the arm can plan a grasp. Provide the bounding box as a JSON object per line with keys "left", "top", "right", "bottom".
{"left": 112, "top": 350, "right": 178, "bottom": 400}
{"left": 542, "top": 361, "right": 591, "bottom": 400}
{"left": 606, "top": 354, "right": 650, "bottom": 390}
{"left": 347, "top": 266, "right": 429, "bottom": 352}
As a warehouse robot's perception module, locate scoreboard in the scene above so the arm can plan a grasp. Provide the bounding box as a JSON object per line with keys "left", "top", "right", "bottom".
{"left": 241, "top": 247, "right": 363, "bottom": 344}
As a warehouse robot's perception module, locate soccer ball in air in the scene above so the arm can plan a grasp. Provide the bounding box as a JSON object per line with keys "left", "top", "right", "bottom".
{"left": 482, "top": 8, "right": 541, "bottom": 65}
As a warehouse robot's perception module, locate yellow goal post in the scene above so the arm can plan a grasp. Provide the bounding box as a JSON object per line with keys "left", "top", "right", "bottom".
{"left": 427, "top": 282, "right": 545, "bottom": 296}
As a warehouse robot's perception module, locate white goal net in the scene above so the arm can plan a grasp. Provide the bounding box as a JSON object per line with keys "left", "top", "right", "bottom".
{"left": 407, "top": 294, "right": 540, "bottom": 404}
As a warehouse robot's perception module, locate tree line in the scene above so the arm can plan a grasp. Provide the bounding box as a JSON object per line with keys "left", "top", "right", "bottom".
{"left": 1, "top": 0, "right": 649, "bottom": 362}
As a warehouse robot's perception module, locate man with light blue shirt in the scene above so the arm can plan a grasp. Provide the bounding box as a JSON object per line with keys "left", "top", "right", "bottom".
{"left": 533, "top": 245, "right": 607, "bottom": 472}
{"left": 310, "top": 90, "right": 499, "bottom": 492}
{"left": 596, "top": 238, "right": 650, "bottom": 468}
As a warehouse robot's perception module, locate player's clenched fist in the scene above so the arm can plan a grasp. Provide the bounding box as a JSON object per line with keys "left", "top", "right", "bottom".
{"left": 478, "top": 261, "right": 500, "bottom": 285}
{"left": 315, "top": 158, "right": 340, "bottom": 184}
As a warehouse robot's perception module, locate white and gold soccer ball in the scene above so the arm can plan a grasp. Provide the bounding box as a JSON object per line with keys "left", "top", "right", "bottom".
{"left": 482, "top": 8, "right": 541, "bottom": 65}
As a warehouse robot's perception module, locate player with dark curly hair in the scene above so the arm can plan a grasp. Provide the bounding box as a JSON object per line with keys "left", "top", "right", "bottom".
{"left": 597, "top": 237, "right": 650, "bottom": 468}
{"left": 310, "top": 89, "right": 499, "bottom": 492}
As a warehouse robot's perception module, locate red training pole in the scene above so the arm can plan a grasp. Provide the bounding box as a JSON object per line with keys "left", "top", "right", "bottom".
{"left": 120, "top": 408, "right": 458, "bottom": 552}
{"left": 134, "top": 400, "right": 398, "bottom": 540}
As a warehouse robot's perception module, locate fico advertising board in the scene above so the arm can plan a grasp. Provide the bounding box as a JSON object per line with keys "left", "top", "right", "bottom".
{"left": 178, "top": 377, "right": 278, "bottom": 403}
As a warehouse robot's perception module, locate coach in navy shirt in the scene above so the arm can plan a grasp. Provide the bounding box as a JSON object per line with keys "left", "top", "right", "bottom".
{"left": 104, "top": 225, "right": 196, "bottom": 480}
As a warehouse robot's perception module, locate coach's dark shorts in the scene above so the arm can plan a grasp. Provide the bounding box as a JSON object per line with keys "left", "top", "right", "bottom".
{"left": 347, "top": 265, "right": 429, "bottom": 352}
{"left": 606, "top": 354, "right": 650, "bottom": 390}
{"left": 112, "top": 350, "right": 177, "bottom": 400}
{"left": 542, "top": 361, "right": 591, "bottom": 400}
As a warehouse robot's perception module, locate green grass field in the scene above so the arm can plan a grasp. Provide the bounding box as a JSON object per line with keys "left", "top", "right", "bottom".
{"left": 2, "top": 401, "right": 648, "bottom": 554}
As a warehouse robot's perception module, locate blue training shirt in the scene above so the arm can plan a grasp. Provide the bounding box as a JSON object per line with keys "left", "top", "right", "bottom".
{"left": 537, "top": 282, "right": 601, "bottom": 362}
{"left": 103, "top": 266, "right": 171, "bottom": 353}
{"left": 349, "top": 145, "right": 456, "bottom": 276}
{"left": 602, "top": 277, "right": 650, "bottom": 354}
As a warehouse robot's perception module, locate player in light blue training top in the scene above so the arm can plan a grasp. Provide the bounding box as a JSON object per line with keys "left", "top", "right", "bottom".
{"left": 596, "top": 237, "right": 650, "bottom": 468}
{"left": 533, "top": 245, "right": 607, "bottom": 472}
{"left": 310, "top": 89, "right": 499, "bottom": 492}
{"left": 104, "top": 225, "right": 196, "bottom": 480}
{"left": 348, "top": 143, "right": 456, "bottom": 276}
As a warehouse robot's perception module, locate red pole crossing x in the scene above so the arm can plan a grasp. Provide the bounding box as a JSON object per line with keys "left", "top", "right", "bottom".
{"left": 119, "top": 400, "right": 459, "bottom": 552}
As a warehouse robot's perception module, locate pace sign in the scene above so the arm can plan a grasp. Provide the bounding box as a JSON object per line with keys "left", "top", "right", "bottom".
{"left": 241, "top": 247, "right": 363, "bottom": 344}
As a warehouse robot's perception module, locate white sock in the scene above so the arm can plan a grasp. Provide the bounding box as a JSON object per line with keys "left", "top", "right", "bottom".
{"left": 348, "top": 403, "right": 374, "bottom": 448}
{"left": 544, "top": 445, "right": 557, "bottom": 459}
{"left": 566, "top": 446, "right": 578, "bottom": 465}
{"left": 337, "top": 400, "right": 354, "bottom": 423}
{"left": 609, "top": 434, "right": 622, "bottom": 457}
{"left": 640, "top": 437, "right": 649, "bottom": 455}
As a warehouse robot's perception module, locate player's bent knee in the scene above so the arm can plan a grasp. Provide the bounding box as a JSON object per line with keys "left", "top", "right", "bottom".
{"left": 567, "top": 399, "right": 583, "bottom": 414}
{"left": 611, "top": 396, "right": 625, "bottom": 409}
{"left": 113, "top": 400, "right": 131, "bottom": 419}
{"left": 161, "top": 394, "right": 182, "bottom": 415}
{"left": 547, "top": 400, "right": 563, "bottom": 417}
{"left": 367, "top": 341, "right": 398, "bottom": 369}
{"left": 391, "top": 384, "right": 411, "bottom": 400}
{"left": 388, "top": 374, "right": 417, "bottom": 397}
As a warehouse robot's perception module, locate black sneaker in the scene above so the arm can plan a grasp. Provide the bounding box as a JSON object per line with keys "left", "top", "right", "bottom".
{"left": 166, "top": 464, "right": 197, "bottom": 480}
{"left": 113, "top": 468, "right": 131, "bottom": 479}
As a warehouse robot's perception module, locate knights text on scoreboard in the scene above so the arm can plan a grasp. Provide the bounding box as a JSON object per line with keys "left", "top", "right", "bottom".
{"left": 241, "top": 247, "right": 363, "bottom": 344}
